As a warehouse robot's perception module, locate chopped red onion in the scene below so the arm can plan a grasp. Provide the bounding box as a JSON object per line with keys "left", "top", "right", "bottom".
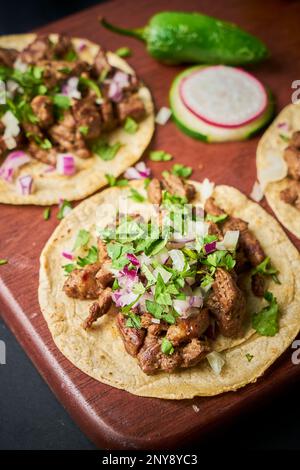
{"left": 0, "top": 151, "right": 31, "bottom": 182}
{"left": 277, "top": 122, "right": 289, "bottom": 131}
{"left": 76, "top": 41, "right": 87, "bottom": 52}
{"left": 135, "top": 162, "right": 151, "bottom": 178}
{"left": 17, "top": 174, "right": 33, "bottom": 195}
{"left": 108, "top": 81, "right": 123, "bottom": 103}
{"left": 127, "top": 253, "right": 140, "bottom": 267}
{"left": 61, "top": 251, "right": 74, "bottom": 260}
{"left": 44, "top": 165, "right": 56, "bottom": 173}
{"left": 124, "top": 162, "right": 151, "bottom": 180}
{"left": 61, "top": 77, "right": 81, "bottom": 100}
{"left": 56, "top": 154, "right": 76, "bottom": 176}
{"left": 113, "top": 71, "right": 130, "bottom": 89}
{"left": 204, "top": 241, "right": 216, "bottom": 254}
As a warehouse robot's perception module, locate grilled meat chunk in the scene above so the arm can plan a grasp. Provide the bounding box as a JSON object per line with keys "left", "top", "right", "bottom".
{"left": 147, "top": 178, "right": 162, "bottom": 205}
{"left": 115, "top": 92, "right": 145, "bottom": 122}
{"left": 208, "top": 221, "right": 223, "bottom": 239}
{"left": 20, "top": 35, "right": 53, "bottom": 63}
{"left": 251, "top": 273, "right": 265, "bottom": 298}
{"left": 95, "top": 262, "right": 114, "bottom": 289}
{"left": 166, "top": 309, "right": 210, "bottom": 346}
{"left": 72, "top": 97, "right": 102, "bottom": 140}
{"left": 53, "top": 35, "right": 74, "bottom": 59}
{"left": 181, "top": 338, "right": 211, "bottom": 368}
{"left": 137, "top": 334, "right": 163, "bottom": 373}
{"left": 91, "top": 47, "right": 112, "bottom": 78}
{"left": 100, "top": 99, "right": 117, "bottom": 131}
{"left": 63, "top": 262, "right": 101, "bottom": 300}
{"left": 31, "top": 95, "right": 54, "bottom": 129}
{"left": 0, "top": 47, "right": 18, "bottom": 67}
{"left": 280, "top": 180, "right": 300, "bottom": 209}
{"left": 49, "top": 111, "right": 90, "bottom": 158}
{"left": 28, "top": 140, "right": 56, "bottom": 165}
{"left": 284, "top": 146, "right": 300, "bottom": 181}
{"left": 204, "top": 197, "right": 224, "bottom": 217}
{"left": 206, "top": 268, "right": 247, "bottom": 337}
{"left": 37, "top": 59, "right": 87, "bottom": 88}
{"left": 162, "top": 173, "right": 196, "bottom": 202}
{"left": 83, "top": 288, "right": 112, "bottom": 329}
{"left": 117, "top": 313, "right": 146, "bottom": 356}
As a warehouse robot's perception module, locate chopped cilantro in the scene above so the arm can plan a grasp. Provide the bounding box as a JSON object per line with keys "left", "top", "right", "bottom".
{"left": 79, "top": 76, "right": 101, "bottom": 98}
{"left": 124, "top": 117, "right": 138, "bottom": 134}
{"left": 0, "top": 259, "right": 8, "bottom": 266}
{"left": 206, "top": 213, "right": 228, "bottom": 224}
{"left": 58, "top": 66, "right": 72, "bottom": 74}
{"left": 105, "top": 174, "right": 128, "bottom": 187}
{"left": 63, "top": 263, "right": 76, "bottom": 274}
{"left": 125, "top": 312, "right": 141, "bottom": 329}
{"left": 73, "top": 229, "right": 90, "bottom": 251}
{"left": 115, "top": 47, "right": 132, "bottom": 58}
{"left": 91, "top": 140, "right": 121, "bottom": 161}
{"left": 79, "top": 125, "right": 89, "bottom": 136}
{"left": 77, "top": 246, "right": 98, "bottom": 267}
{"left": 43, "top": 207, "right": 51, "bottom": 221}
{"left": 251, "top": 257, "right": 280, "bottom": 284}
{"left": 252, "top": 291, "right": 279, "bottom": 336}
{"left": 246, "top": 353, "right": 254, "bottom": 362}
{"left": 57, "top": 200, "right": 72, "bottom": 220}
{"left": 171, "top": 163, "right": 192, "bottom": 178}
{"left": 202, "top": 250, "right": 236, "bottom": 272}
{"left": 129, "top": 188, "right": 146, "bottom": 203}
{"left": 63, "top": 49, "right": 78, "bottom": 62}
{"left": 279, "top": 134, "right": 289, "bottom": 143}
{"left": 53, "top": 94, "right": 71, "bottom": 110}
{"left": 149, "top": 150, "right": 173, "bottom": 162}
{"left": 40, "top": 138, "right": 52, "bottom": 150}
{"left": 161, "top": 337, "right": 174, "bottom": 355}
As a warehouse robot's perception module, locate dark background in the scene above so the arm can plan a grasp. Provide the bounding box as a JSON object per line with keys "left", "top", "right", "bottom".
{"left": 0, "top": 0, "right": 300, "bottom": 451}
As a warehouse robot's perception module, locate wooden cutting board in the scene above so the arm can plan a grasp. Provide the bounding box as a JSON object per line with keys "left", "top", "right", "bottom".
{"left": 1, "top": 0, "right": 300, "bottom": 450}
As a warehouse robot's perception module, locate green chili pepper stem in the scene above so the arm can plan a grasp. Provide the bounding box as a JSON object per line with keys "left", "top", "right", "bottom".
{"left": 100, "top": 17, "right": 147, "bottom": 42}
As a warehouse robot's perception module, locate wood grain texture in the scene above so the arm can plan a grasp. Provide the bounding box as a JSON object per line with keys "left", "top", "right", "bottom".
{"left": 1, "top": 0, "right": 300, "bottom": 450}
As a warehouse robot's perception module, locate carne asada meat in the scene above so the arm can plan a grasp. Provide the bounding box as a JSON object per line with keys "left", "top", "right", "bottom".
{"left": 91, "top": 47, "right": 112, "bottom": 78}
{"left": 27, "top": 140, "right": 57, "bottom": 166}
{"left": 37, "top": 59, "right": 87, "bottom": 88}
{"left": 117, "top": 313, "right": 146, "bottom": 356}
{"left": 251, "top": 273, "right": 265, "bottom": 298}
{"left": 31, "top": 95, "right": 54, "bottom": 129}
{"left": 20, "top": 35, "right": 54, "bottom": 63}
{"left": 166, "top": 309, "right": 210, "bottom": 346}
{"left": 283, "top": 146, "right": 300, "bottom": 181}
{"left": 115, "top": 92, "right": 146, "bottom": 122}
{"left": 49, "top": 111, "right": 90, "bottom": 158}
{"left": 206, "top": 268, "right": 247, "bottom": 337}
{"left": 72, "top": 97, "right": 102, "bottom": 140}
{"left": 0, "top": 47, "right": 18, "bottom": 67}
{"left": 52, "top": 35, "right": 74, "bottom": 59}
{"left": 162, "top": 173, "right": 196, "bottom": 202}
{"left": 83, "top": 288, "right": 112, "bottom": 329}
{"left": 181, "top": 338, "right": 211, "bottom": 368}
{"left": 147, "top": 178, "right": 162, "bottom": 205}
{"left": 280, "top": 180, "right": 300, "bottom": 209}
{"left": 63, "top": 262, "right": 102, "bottom": 300}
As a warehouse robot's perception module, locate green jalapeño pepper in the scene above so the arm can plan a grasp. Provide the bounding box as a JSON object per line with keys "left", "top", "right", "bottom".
{"left": 100, "top": 11, "right": 268, "bottom": 66}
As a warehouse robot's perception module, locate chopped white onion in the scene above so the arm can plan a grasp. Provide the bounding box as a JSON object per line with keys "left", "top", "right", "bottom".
{"left": 207, "top": 351, "right": 225, "bottom": 375}
{"left": 56, "top": 154, "right": 76, "bottom": 176}
{"left": 124, "top": 162, "right": 151, "bottom": 180}
{"left": 17, "top": 174, "right": 34, "bottom": 195}
{"left": 113, "top": 71, "right": 130, "bottom": 89}
{"left": 61, "top": 77, "right": 81, "bottom": 100}
{"left": 155, "top": 106, "right": 172, "bottom": 125}
{"left": 169, "top": 249, "right": 185, "bottom": 272}
{"left": 153, "top": 265, "right": 172, "bottom": 283}
{"left": 216, "top": 230, "right": 240, "bottom": 251}
{"left": 1, "top": 111, "right": 20, "bottom": 149}
{"left": 250, "top": 181, "right": 264, "bottom": 202}
{"left": 192, "top": 405, "right": 200, "bottom": 413}
{"left": 13, "top": 58, "right": 28, "bottom": 72}
{"left": 151, "top": 318, "right": 161, "bottom": 324}
{"left": 258, "top": 149, "right": 288, "bottom": 189}
{"left": 200, "top": 178, "right": 215, "bottom": 203}
{"left": 173, "top": 299, "right": 190, "bottom": 316}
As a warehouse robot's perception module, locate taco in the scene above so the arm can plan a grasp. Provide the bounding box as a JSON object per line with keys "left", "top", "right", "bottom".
{"left": 0, "top": 33, "right": 154, "bottom": 205}
{"left": 256, "top": 103, "right": 300, "bottom": 238}
{"left": 39, "top": 174, "right": 300, "bottom": 399}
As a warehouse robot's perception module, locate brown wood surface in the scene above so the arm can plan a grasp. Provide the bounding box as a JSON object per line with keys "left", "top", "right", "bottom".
{"left": 1, "top": 0, "right": 300, "bottom": 450}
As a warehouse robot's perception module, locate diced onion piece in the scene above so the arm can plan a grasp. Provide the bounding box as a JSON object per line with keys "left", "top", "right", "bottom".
{"left": 200, "top": 178, "right": 215, "bottom": 203}
{"left": 204, "top": 241, "right": 216, "bottom": 254}
{"left": 216, "top": 230, "right": 239, "bottom": 251}
{"left": 56, "top": 154, "right": 76, "bottom": 176}
{"left": 151, "top": 318, "right": 161, "bottom": 324}
{"left": 173, "top": 299, "right": 190, "bottom": 316}
{"left": 207, "top": 351, "right": 225, "bottom": 375}
{"left": 155, "top": 106, "right": 172, "bottom": 125}
{"left": 17, "top": 174, "right": 34, "bottom": 195}
{"left": 113, "top": 71, "right": 130, "bottom": 89}
{"left": 1, "top": 111, "right": 20, "bottom": 149}
{"left": 76, "top": 41, "right": 87, "bottom": 52}
{"left": 61, "top": 251, "right": 74, "bottom": 260}
{"left": 250, "top": 181, "right": 264, "bottom": 202}
{"left": 124, "top": 162, "right": 151, "bottom": 180}
{"left": 127, "top": 253, "right": 140, "bottom": 267}
{"left": 14, "top": 58, "right": 28, "bottom": 72}
{"left": 108, "top": 81, "right": 123, "bottom": 103}
{"left": 153, "top": 265, "right": 172, "bottom": 283}
{"left": 62, "top": 77, "right": 81, "bottom": 100}
{"left": 258, "top": 149, "right": 288, "bottom": 189}
{"left": 0, "top": 150, "right": 31, "bottom": 182}
{"left": 169, "top": 249, "right": 185, "bottom": 271}
{"left": 135, "top": 161, "right": 151, "bottom": 178}
{"left": 277, "top": 122, "right": 289, "bottom": 131}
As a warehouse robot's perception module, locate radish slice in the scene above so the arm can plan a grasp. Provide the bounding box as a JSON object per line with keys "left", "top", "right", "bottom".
{"left": 180, "top": 66, "right": 268, "bottom": 129}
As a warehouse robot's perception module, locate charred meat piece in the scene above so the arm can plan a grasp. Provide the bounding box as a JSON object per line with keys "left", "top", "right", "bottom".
{"left": 31, "top": 95, "right": 54, "bottom": 129}
{"left": 206, "top": 268, "right": 247, "bottom": 337}
{"left": 181, "top": 338, "right": 211, "bottom": 368}
{"left": 162, "top": 173, "right": 196, "bottom": 202}
{"left": 251, "top": 273, "right": 265, "bottom": 298}
{"left": 166, "top": 309, "right": 210, "bottom": 346}
{"left": 20, "top": 35, "right": 53, "bottom": 63}
{"left": 53, "top": 35, "right": 74, "bottom": 59}
{"left": 49, "top": 111, "right": 90, "bottom": 158}
{"left": 72, "top": 97, "right": 102, "bottom": 140}
{"left": 290, "top": 131, "right": 300, "bottom": 149}
{"left": 0, "top": 47, "right": 18, "bottom": 67}
{"left": 91, "top": 47, "right": 112, "bottom": 78}
{"left": 204, "top": 197, "right": 225, "bottom": 217}
{"left": 82, "top": 288, "right": 112, "bottom": 329}
{"left": 115, "top": 92, "right": 145, "bottom": 122}
{"left": 284, "top": 146, "right": 300, "bottom": 181}
{"left": 208, "top": 221, "right": 223, "bottom": 240}
{"left": 28, "top": 140, "right": 56, "bottom": 165}
{"left": 100, "top": 99, "right": 117, "bottom": 131}
{"left": 37, "top": 59, "right": 87, "bottom": 88}
{"left": 159, "top": 349, "right": 182, "bottom": 373}
{"left": 95, "top": 261, "right": 114, "bottom": 289}
{"left": 63, "top": 262, "right": 101, "bottom": 300}
{"left": 137, "top": 334, "right": 162, "bottom": 374}
{"left": 280, "top": 180, "right": 300, "bottom": 209}
{"left": 98, "top": 239, "right": 109, "bottom": 263}
{"left": 117, "top": 313, "right": 146, "bottom": 356}
{"left": 147, "top": 178, "right": 162, "bottom": 205}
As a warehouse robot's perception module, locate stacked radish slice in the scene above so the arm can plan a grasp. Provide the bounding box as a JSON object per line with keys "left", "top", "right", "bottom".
{"left": 170, "top": 65, "right": 273, "bottom": 142}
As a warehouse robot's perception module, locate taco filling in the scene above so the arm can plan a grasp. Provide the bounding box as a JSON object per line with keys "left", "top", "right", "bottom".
{"left": 62, "top": 174, "right": 279, "bottom": 375}
{"left": 0, "top": 34, "right": 147, "bottom": 193}
{"left": 279, "top": 131, "right": 300, "bottom": 210}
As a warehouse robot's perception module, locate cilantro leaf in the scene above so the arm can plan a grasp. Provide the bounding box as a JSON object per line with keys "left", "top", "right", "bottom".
{"left": 161, "top": 337, "right": 174, "bottom": 355}
{"left": 206, "top": 213, "right": 228, "bottom": 224}
{"left": 115, "top": 47, "right": 132, "bottom": 58}
{"left": 43, "top": 207, "right": 51, "bottom": 221}
{"left": 53, "top": 94, "right": 71, "bottom": 110}
{"left": 91, "top": 140, "right": 121, "bottom": 161}
{"left": 63, "top": 263, "right": 76, "bottom": 274}
{"left": 57, "top": 200, "right": 72, "bottom": 220}
{"left": 252, "top": 291, "right": 279, "bottom": 336}
{"left": 129, "top": 188, "right": 146, "bottom": 203}
{"left": 252, "top": 257, "right": 280, "bottom": 284}
{"left": 171, "top": 163, "right": 192, "bottom": 178}
{"left": 73, "top": 229, "right": 90, "bottom": 251}
{"left": 245, "top": 353, "right": 254, "bottom": 362}
{"left": 105, "top": 174, "right": 128, "bottom": 187}
{"left": 63, "top": 49, "right": 78, "bottom": 62}
{"left": 279, "top": 134, "right": 289, "bottom": 143}
{"left": 77, "top": 246, "right": 98, "bottom": 267}
{"left": 0, "top": 259, "right": 8, "bottom": 266}
{"left": 149, "top": 150, "right": 172, "bottom": 162}
{"left": 124, "top": 117, "right": 138, "bottom": 134}
{"left": 125, "top": 312, "right": 141, "bottom": 329}
{"left": 79, "top": 76, "right": 101, "bottom": 98}
{"left": 79, "top": 125, "right": 89, "bottom": 136}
